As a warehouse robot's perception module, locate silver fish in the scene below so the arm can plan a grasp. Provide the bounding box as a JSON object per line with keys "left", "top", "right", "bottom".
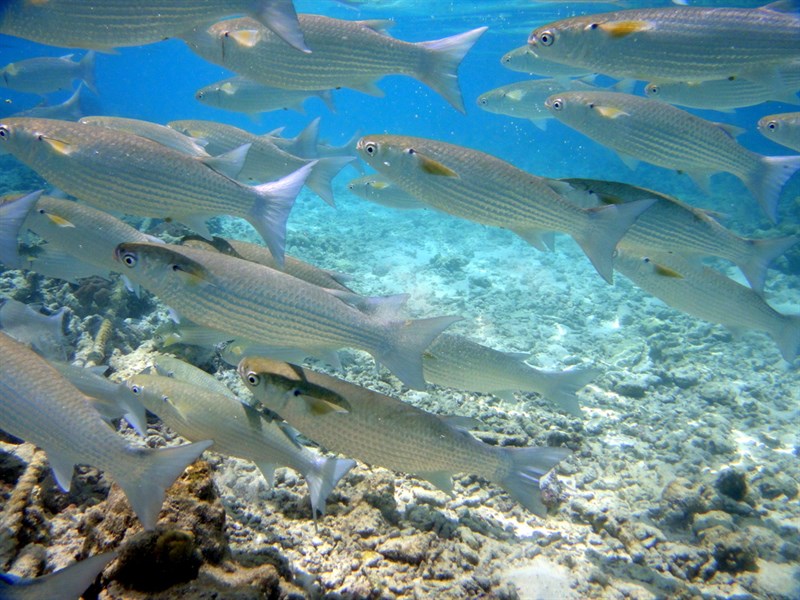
{"left": 423, "top": 333, "right": 600, "bottom": 416}
{"left": 0, "top": 190, "right": 43, "bottom": 268}
{"left": 150, "top": 353, "right": 236, "bottom": 400}
{"left": 615, "top": 251, "right": 800, "bottom": 362}
{"left": 180, "top": 15, "right": 486, "bottom": 113}
{"left": 758, "top": 111, "right": 800, "bottom": 153}
{"left": 0, "top": 117, "right": 313, "bottom": 265}
{"left": 477, "top": 77, "right": 596, "bottom": 130}
{"left": 347, "top": 174, "right": 425, "bottom": 210}
{"left": 0, "top": 0, "right": 308, "bottom": 53}
{"left": 239, "top": 357, "right": 571, "bottom": 516}
{"left": 0, "top": 552, "right": 117, "bottom": 600}
{"left": 168, "top": 119, "right": 351, "bottom": 205}
{"left": 644, "top": 61, "right": 800, "bottom": 111}
{"left": 195, "top": 76, "right": 336, "bottom": 115}
{"left": 560, "top": 178, "right": 799, "bottom": 295}
{"left": 0, "top": 297, "right": 68, "bottom": 361}
{"left": 528, "top": 4, "right": 800, "bottom": 84}
{"left": 79, "top": 116, "right": 210, "bottom": 158}
{"left": 114, "top": 242, "right": 460, "bottom": 390}
{"left": 0, "top": 331, "right": 212, "bottom": 530}
{"left": 10, "top": 85, "right": 85, "bottom": 121}
{"left": 545, "top": 90, "right": 800, "bottom": 222}
{"left": 128, "top": 372, "right": 355, "bottom": 516}
{"left": 0, "top": 52, "right": 96, "bottom": 95}
{"left": 500, "top": 45, "right": 591, "bottom": 78}
{"left": 356, "top": 134, "right": 654, "bottom": 283}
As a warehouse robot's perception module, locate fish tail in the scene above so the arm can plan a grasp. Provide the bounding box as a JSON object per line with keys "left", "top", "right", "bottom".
{"left": 381, "top": 315, "right": 462, "bottom": 389}
{"left": 319, "top": 89, "right": 337, "bottom": 113}
{"left": 498, "top": 446, "right": 571, "bottom": 516}
{"left": 115, "top": 440, "right": 212, "bottom": 530}
{"left": 738, "top": 235, "right": 799, "bottom": 295}
{"left": 532, "top": 366, "right": 601, "bottom": 416}
{"left": 250, "top": 0, "right": 309, "bottom": 53}
{"left": 32, "top": 552, "right": 117, "bottom": 599}
{"left": 304, "top": 456, "right": 356, "bottom": 517}
{"left": 0, "top": 190, "right": 42, "bottom": 268}
{"left": 773, "top": 315, "right": 800, "bottom": 363}
{"left": 416, "top": 26, "right": 487, "bottom": 113}
{"left": 306, "top": 156, "right": 355, "bottom": 206}
{"left": 745, "top": 155, "right": 800, "bottom": 223}
{"left": 80, "top": 50, "right": 98, "bottom": 94}
{"left": 248, "top": 161, "right": 315, "bottom": 267}
{"left": 577, "top": 197, "right": 656, "bottom": 284}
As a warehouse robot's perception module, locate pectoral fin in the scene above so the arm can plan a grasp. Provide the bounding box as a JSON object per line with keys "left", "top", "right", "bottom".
{"left": 41, "top": 136, "right": 73, "bottom": 155}
{"left": 596, "top": 20, "right": 655, "bottom": 38}
{"left": 228, "top": 30, "right": 261, "bottom": 48}
{"left": 653, "top": 263, "right": 683, "bottom": 278}
{"left": 296, "top": 393, "right": 351, "bottom": 416}
{"left": 410, "top": 150, "right": 459, "bottom": 177}
{"left": 45, "top": 213, "right": 75, "bottom": 227}
{"left": 595, "top": 106, "right": 629, "bottom": 119}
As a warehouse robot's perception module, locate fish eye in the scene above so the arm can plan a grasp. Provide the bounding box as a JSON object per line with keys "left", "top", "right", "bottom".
{"left": 0, "top": 126, "right": 7, "bottom": 139}
{"left": 550, "top": 99, "right": 563, "bottom": 111}
{"left": 196, "top": 91, "right": 204, "bottom": 99}
{"left": 589, "top": 23, "right": 599, "bottom": 30}
{"left": 538, "top": 30, "right": 554, "bottom": 46}
{"left": 588, "top": 103, "right": 595, "bottom": 109}
{"left": 131, "top": 384, "right": 141, "bottom": 394}
{"left": 478, "top": 97, "right": 487, "bottom": 105}
{"left": 292, "top": 388, "right": 302, "bottom": 397}
{"left": 246, "top": 372, "right": 260, "bottom": 386}
{"left": 362, "top": 141, "right": 378, "bottom": 156}
{"left": 646, "top": 84, "right": 658, "bottom": 95}
{"left": 405, "top": 148, "right": 416, "bottom": 155}
{"left": 643, "top": 257, "right": 651, "bottom": 263}
{"left": 121, "top": 251, "right": 137, "bottom": 267}
{"left": 766, "top": 120, "right": 778, "bottom": 131}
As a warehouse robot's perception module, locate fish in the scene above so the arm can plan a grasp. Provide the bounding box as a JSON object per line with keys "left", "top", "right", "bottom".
{"left": 10, "top": 84, "right": 85, "bottom": 121}
{"left": 644, "top": 61, "right": 800, "bottom": 111}
{"left": 0, "top": 117, "right": 313, "bottom": 265}
{"left": 0, "top": 0, "right": 308, "bottom": 53}
{"left": 758, "top": 111, "right": 800, "bottom": 153}
{"left": 150, "top": 353, "right": 237, "bottom": 400}
{"left": 113, "top": 241, "right": 460, "bottom": 390}
{"left": 560, "top": 178, "right": 799, "bottom": 295}
{"left": 500, "top": 45, "right": 592, "bottom": 78}
{"left": 22, "top": 246, "right": 108, "bottom": 285}
{"left": 477, "top": 77, "right": 596, "bottom": 130}
{"left": 614, "top": 251, "right": 800, "bottom": 362}
{"left": 0, "top": 190, "right": 43, "bottom": 268}
{"left": 0, "top": 297, "right": 68, "bottom": 361}
{"left": 347, "top": 174, "right": 426, "bottom": 210}
{"left": 356, "top": 134, "right": 655, "bottom": 284}
{"left": 238, "top": 357, "right": 572, "bottom": 516}
{"left": 528, "top": 3, "right": 800, "bottom": 84}
{"left": 168, "top": 119, "right": 352, "bottom": 206}
{"left": 180, "top": 15, "right": 486, "bottom": 113}
{"left": 49, "top": 361, "right": 148, "bottom": 436}
{"left": 0, "top": 52, "right": 96, "bottom": 96}
{"left": 544, "top": 90, "right": 800, "bottom": 223}
{"left": 127, "top": 372, "right": 355, "bottom": 516}
{"left": 21, "top": 195, "right": 162, "bottom": 288}
{"left": 423, "top": 333, "right": 600, "bottom": 416}
{"left": 0, "top": 331, "right": 212, "bottom": 530}
{"left": 0, "top": 551, "right": 117, "bottom": 600}
{"left": 154, "top": 320, "right": 234, "bottom": 350}
{"left": 195, "top": 76, "right": 336, "bottom": 116}
{"left": 180, "top": 235, "right": 356, "bottom": 292}
{"left": 79, "top": 116, "right": 210, "bottom": 158}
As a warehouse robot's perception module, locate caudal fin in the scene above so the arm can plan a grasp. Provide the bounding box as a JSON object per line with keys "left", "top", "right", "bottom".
{"left": 533, "top": 366, "right": 601, "bottom": 417}
{"left": 23, "top": 551, "right": 117, "bottom": 599}
{"left": 417, "top": 27, "right": 487, "bottom": 113}
{"left": 248, "top": 162, "right": 315, "bottom": 267}
{"left": 115, "top": 440, "right": 212, "bottom": 530}
{"left": 306, "top": 156, "right": 355, "bottom": 206}
{"left": 251, "top": 0, "right": 308, "bottom": 53}
{"left": 0, "top": 190, "right": 42, "bottom": 268}
{"left": 737, "top": 234, "right": 799, "bottom": 295}
{"left": 745, "top": 155, "right": 800, "bottom": 223}
{"left": 772, "top": 314, "right": 800, "bottom": 362}
{"left": 380, "top": 315, "right": 462, "bottom": 389}
{"left": 576, "top": 198, "right": 656, "bottom": 284}
{"left": 80, "top": 50, "right": 98, "bottom": 95}
{"left": 304, "top": 455, "right": 356, "bottom": 517}
{"left": 499, "top": 446, "right": 571, "bottom": 516}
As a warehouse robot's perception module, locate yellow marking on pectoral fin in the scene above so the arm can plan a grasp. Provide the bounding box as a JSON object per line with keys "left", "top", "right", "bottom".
{"left": 506, "top": 89, "right": 524, "bottom": 101}
{"left": 415, "top": 153, "right": 459, "bottom": 178}
{"left": 45, "top": 214, "right": 75, "bottom": 228}
{"left": 595, "top": 106, "right": 629, "bottom": 119}
{"left": 298, "top": 394, "right": 350, "bottom": 416}
{"left": 170, "top": 259, "right": 214, "bottom": 287}
{"left": 5, "top": 64, "right": 18, "bottom": 76}
{"left": 220, "top": 82, "right": 236, "bottom": 95}
{"left": 228, "top": 30, "right": 260, "bottom": 48}
{"left": 370, "top": 180, "right": 390, "bottom": 190}
{"left": 41, "top": 136, "right": 72, "bottom": 155}
{"left": 598, "top": 20, "right": 654, "bottom": 38}
{"left": 27, "top": 0, "right": 50, "bottom": 5}
{"left": 654, "top": 264, "right": 683, "bottom": 278}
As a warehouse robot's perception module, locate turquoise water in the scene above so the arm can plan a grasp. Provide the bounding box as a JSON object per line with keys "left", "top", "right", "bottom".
{"left": 1, "top": 1, "right": 799, "bottom": 598}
